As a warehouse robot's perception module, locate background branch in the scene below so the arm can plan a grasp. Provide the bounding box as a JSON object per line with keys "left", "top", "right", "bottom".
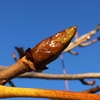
{"left": 1, "top": 66, "right": 100, "bottom": 81}
{"left": 79, "top": 37, "right": 100, "bottom": 47}
{"left": 18, "top": 72, "right": 100, "bottom": 80}
{"left": 63, "top": 24, "right": 100, "bottom": 53}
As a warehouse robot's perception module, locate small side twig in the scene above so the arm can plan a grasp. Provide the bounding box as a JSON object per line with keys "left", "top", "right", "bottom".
{"left": 60, "top": 54, "right": 69, "bottom": 90}
{"left": 80, "top": 79, "right": 95, "bottom": 85}
{"left": 8, "top": 81, "right": 16, "bottom": 87}
{"left": 15, "top": 47, "right": 25, "bottom": 59}
{"left": 82, "top": 86, "right": 100, "bottom": 93}
{"left": 79, "top": 36, "right": 100, "bottom": 47}
{"left": 63, "top": 24, "right": 100, "bottom": 53}
{"left": 12, "top": 53, "right": 18, "bottom": 62}
{"left": 68, "top": 50, "right": 78, "bottom": 55}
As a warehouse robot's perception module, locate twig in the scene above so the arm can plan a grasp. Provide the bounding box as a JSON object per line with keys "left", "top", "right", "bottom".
{"left": 80, "top": 79, "right": 95, "bottom": 85}
{"left": 68, "top": 50, "right": 78, "bottom": 55}
{"left": 79, "top": 37, "right": 100, "bottom": 47}
{"left": 15, "top": 47, "right": 25, "bottom": 59}
{"left": 82, "top": 86, "right": 100, "bottom": 93}
{"left": 8, "top": 81, "right": 16, "bottom": 87}
{"left": 18, "top": 72, "right": 100, "bottom": 80}
{"left": 63, "top": 24, "right": 100, "bottom": 53}
{"left": 12, "top": 53, "right": 18, "bottom": 62}
{"left": 60, "top": 54, "right": 69, "bottom": 90}
{"left": 0, "top": 85, "right": 100, "bottom": 100}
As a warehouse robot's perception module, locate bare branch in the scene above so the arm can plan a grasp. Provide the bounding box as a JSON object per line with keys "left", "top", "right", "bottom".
{"left": 60, "top": 55, "right": 69, "bottom": 90}
{"left": 12, "top": 52, "right": 18, "bottom": 62}
{"left": 79, "top": 37, "right": 100, "bottom": 47}
{"left": 8, "top": 81, "right": 16, "bottom": 87}
{"left": 1, "top": 66, "right": 100, "bottom": 80}
{"left": 50, "top": 86, "right": 100, "bottom": 100}
{"left": 0, "top": 66, "right": 16, "bottom": 87}
{"left": 82, "top": 86, "right": 100, "bottom": 93}
{"left": 63, "top": 24, "right": 100, "bottom": 53}
{"left": 18, "top": 72, "right": 100, "bottom": 80}
{"left": 68, "top": 50, "right": 78, "bottom": 55}
{"left": 0, "top": 57, "right": 33, "bottom": 85}
{"left": 15, "top": 47, "right": 25, "bottom": 59}
{"left": 0, "top": 85, "right": 100, "bottom": 100}
{"left": 80, "top": 79, "right": 95, "bottom": 85}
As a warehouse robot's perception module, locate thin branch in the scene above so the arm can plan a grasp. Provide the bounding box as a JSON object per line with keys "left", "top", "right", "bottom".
{"left": 18, "top": 72, "right": 100, "bottom": 80}
{"left": 79, "top": 37, "right": 100, "bottom": 47}
{"left": 0, "top": 85, "right": 100, "bottom": 100}
{"left": 8, "top": 81, "right": 16, "bottom": 87}
{"left": 68, "top": 50, "right": 78, "bottom": 55}
{"left": 1, "top": 66, "right": 100, "bottom": 80}
{"left": 63, "top": 24, "right": 100, "bottom": 53}
{"left": 60, "top": 55, "right": 69, "bottom": 90}
{"left": 15, "top": 47, "right": 25, "bottom": 59}
{"left": 82, "top": 86, "right": 100, "bottom": 93}
{"left": 80, "top": 79, "right": 95, "bottom": 85}
{"left": 12, "top": 52, "right": 18, "bottom": 62}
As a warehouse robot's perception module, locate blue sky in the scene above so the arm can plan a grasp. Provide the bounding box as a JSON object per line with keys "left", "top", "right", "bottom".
{"left": 0, "top": 0, "right": 100, "bottom": 100}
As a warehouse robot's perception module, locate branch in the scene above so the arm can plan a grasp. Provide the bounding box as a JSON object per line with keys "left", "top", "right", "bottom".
{"left": 8, "top": 81, "right": 16, "bottom": 87}
{"left": 68, "top": 50, "right": 79, "bottom": 55}
{"left": 0, "top": 66, "right": 16, "bottom": 87}
{"left": 79, "top": 37, "right": 100, "bottom": 47}
{"left": 0, "top": 85, "right": 100, "bottom": 100}
{"left": 60, "top": 54, "right": 69, "bottom": 90}
{"left": 63, "top": 24, "right": 100, "bottom": 53}
{"left": 82, "top": 86, "right": 100, "bottom": 93}
{"left": 18, "top": 72, "right": 100, "bottom": 80}
{"left": 1, "top": 66, "right": 100, "bottom": 80}
{"left": 0, "top": 57, "right": 34, "bottom": 85}
{"left": 80, "top": 79, "right": 95, "bottom": 85}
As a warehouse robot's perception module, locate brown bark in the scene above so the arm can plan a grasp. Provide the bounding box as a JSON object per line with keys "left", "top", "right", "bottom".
{"left": 0, "top": 56, "right": 33, "bottom": 85}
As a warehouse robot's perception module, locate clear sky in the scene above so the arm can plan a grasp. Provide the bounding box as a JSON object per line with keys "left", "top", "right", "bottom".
{"left": 0, "top": 0, "right": 100, "bottom": 100}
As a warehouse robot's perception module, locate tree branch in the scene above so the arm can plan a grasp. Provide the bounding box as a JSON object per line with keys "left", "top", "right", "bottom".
{"left": 0, "top": 85, "right": 100, "bottom": 100}
{"left": 1, "top": 66, "right": 100, "bottom": 80}
{"left": 18, "top": 72, "right": 100, "bottom": 80}
{"left": 82, "top": 86, "right": 100, "bottom": 93}
{"left": 8, "top": 81, "right": 16, "bottom": 87}
{"left": 0, "top": 57, "right": 34, "bottom": 85}
{"left": 63, "top": 24, "right": 100, "bottom": 53}
{"left": 79, "top": 37, "right": 100, "bottom": 47}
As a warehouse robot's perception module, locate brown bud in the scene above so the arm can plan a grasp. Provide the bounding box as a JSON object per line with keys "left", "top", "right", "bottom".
{"left": 25, "top": 26, "right": 77, "bottom": 71}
